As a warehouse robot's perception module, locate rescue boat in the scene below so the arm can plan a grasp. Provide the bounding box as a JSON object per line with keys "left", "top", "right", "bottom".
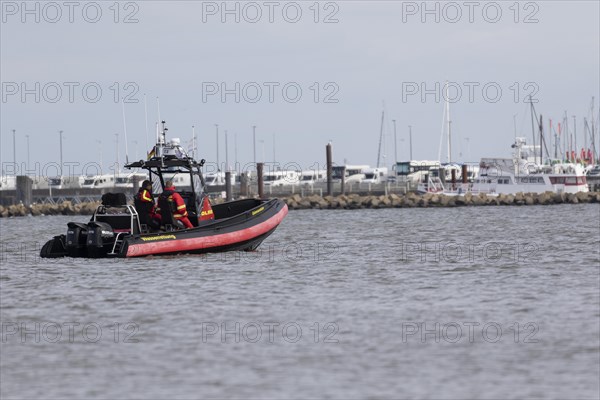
{"left": 40, "top": 122, "right": 288, "bottom": 258}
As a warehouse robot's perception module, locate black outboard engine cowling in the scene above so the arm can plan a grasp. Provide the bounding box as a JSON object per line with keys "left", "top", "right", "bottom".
{"left": 66, "top": 222, "right": 89, "bottom": 257}
{"left": 86, "top": 221, "right": 114, "bottom": 258}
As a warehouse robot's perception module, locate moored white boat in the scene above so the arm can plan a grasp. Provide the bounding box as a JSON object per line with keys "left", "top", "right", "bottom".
{"left": 419, "top": 138, "right": 589, "bottom": 195}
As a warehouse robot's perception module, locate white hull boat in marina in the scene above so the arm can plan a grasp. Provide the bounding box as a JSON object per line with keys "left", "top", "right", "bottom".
{"left": 418, "top": 138, "right": 589, "bottom": 196}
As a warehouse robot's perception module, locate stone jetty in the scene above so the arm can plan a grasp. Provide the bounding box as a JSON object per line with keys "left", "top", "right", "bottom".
{"left": 1, "top": 192, "right": 599, "bottom": 218}
{"left": 283, "top": 191, "right": 600, "bottom": 210}
{"left": 0, "top": 201, "right": 101, "bottom": 218}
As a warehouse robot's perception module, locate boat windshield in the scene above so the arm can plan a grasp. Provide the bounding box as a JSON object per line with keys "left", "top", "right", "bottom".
{"left": 332, "top": 167, "right": 345, "bottom": 179}
{"left": 394, "top": 163, "right": 411, "bottom": 175}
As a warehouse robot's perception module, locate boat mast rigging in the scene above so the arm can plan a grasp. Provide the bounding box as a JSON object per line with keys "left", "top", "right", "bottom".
{"left": 446, "top": 82, "right": 451, "bottom": 163}
{"left": 376, "top": 109, "right": 384, "bottom": 168}
{"left": 437, "top": 81, "right": 452, "bottom": 163}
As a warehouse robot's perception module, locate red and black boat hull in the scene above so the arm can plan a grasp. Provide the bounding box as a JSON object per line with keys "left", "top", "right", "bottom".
{"left": 121, "top": 198, "right": 287, "bottom": 257}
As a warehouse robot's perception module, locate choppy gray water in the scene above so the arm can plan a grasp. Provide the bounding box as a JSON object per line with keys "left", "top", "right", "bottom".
{"left": 1, "top": 204, "right": 599, "bottom": 399}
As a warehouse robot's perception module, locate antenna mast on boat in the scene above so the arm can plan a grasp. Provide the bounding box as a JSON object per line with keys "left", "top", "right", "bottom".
{"left": 377, "top": 108, "right": 384, "bottom": 168}
{"left": 154, "top": 122, "right": 159, "bottom": 148}
{"left": 156, "top": 97, "right": 161, "bottom": 125}
{"left": 158, "top": 121, "right": 167, "bottom": 166}
{"left": 121, "top": 99, "right": 129, "bottom": 164}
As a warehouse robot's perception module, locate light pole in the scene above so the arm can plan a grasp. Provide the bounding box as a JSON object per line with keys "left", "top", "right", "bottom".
{"left": 259, "top": 140, "right": 265, "bottom": 163}
{"left": 408, "top": 125, "right": 413, "bottom": 160}
{"left": 252, "top": 125, "right": 257, "bottom": 167}
{"left": 12, "top": 129, "right": 16, "bottom": 174}
{"left": 225, "top": 130, "right": 229, "bottom": 172}
{"left": 115, "top": 133, "right": 119, "bottom": 175}
{"left": 215, "top": 124, "right": 220, "bottom": 171}
{"left": 59, "top": 130, "right": 63, "bottom": 176}
{"left": 392, "top": 119, "right": 397, "bottom": 163}
{"left": 25, "top": 134, "right": 30, "bottom": 171}
{"left": 96, "top": 140, "right": 103, "bottom": 171}
{"left": 234, "top": 132, "right": 238, "bottom": 166}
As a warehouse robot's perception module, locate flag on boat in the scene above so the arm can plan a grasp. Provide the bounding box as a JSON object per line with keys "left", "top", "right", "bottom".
{"left": 147, "top": 146, "right": 156, "bottom": 160}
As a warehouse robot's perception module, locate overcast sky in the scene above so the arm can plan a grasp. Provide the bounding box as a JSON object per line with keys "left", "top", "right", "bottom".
{"left": 1, "top": 0, "right": 599, "bottom": 176}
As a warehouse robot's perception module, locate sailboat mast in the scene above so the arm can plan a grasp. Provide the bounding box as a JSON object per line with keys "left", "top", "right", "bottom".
{"left": 377, "top": 110, "right": 384, "bottom": 168}
{"left": 551, "top": 119, "right": 557, "bottom": 159}
{"left": 584, "top": 116, "right": 588, "bottom": 151}
{"left": 592, "top": 97, "right": 598, "bottom": 162}
{"left": 573, "top": 116, "right": 577, "bottom": 160}
{"left": 539, "top": 114, "right": 543, "bottom": 165}
{"left": 446, "top": 82, "right": 451, "bottom": 163}
{"left": 529, "top": 97, "right": 537, "bottom": 164}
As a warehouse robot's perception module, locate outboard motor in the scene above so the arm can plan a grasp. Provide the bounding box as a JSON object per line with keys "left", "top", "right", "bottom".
{"left": 40, "top": 235, "right": 67, "bottom": 258}
{"left": 86, "top": 221, "right": 114, "bottom": 258}
{"left": 66, "top": 222, "right": 89, "bottom": 257}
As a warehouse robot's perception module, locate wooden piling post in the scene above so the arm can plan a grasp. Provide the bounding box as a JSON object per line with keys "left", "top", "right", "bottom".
{"left": 225, "top": 171, "right": 232, "bottom": 201}
{"left": 240, "top": 173, "right": 248, "bottom": 197}
{"left": 257, "top": 163, "right": 264, "bottom": 198}
{"left": 340, "top": 166, "right": 346, "bottom": 195}
{"left": 326, "top": 143, "right": 332, "bottom": 196}
{"left": 451, "top": 169, "right": 456, "bottom": 190}
{"left": 16, "top": 176, "right": 32, "bottom": 206}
